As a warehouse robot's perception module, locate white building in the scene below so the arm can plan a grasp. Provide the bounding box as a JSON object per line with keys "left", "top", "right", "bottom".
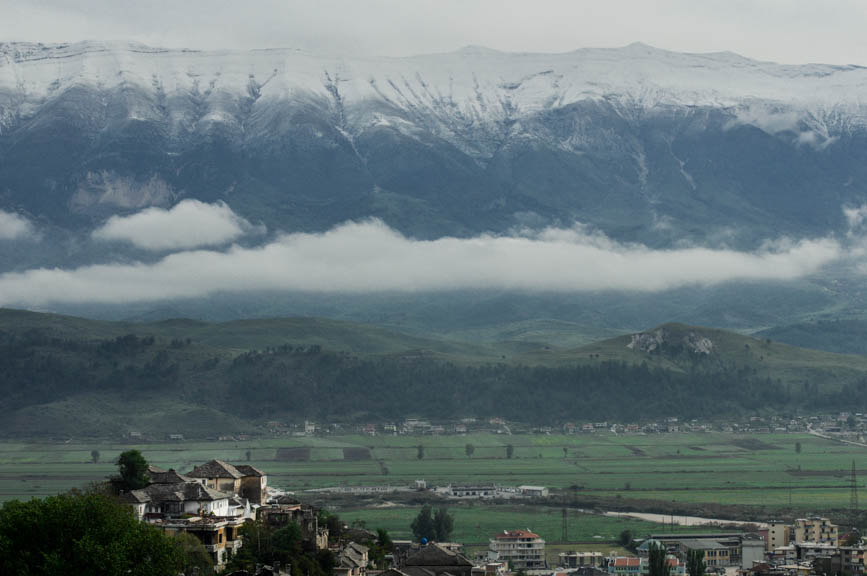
{"left": 488, "top": 529, "right": 546, "bottom": 570}
{"left": 450, "top": 485, "right": 497, "bottom": 498}
{"left": 518, "top": 485, "right": 549, "bottom": 498}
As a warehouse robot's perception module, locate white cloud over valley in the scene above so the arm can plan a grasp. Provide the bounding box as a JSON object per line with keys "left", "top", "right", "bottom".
{"left": 0, "top": 210, "right": 35, "bottom": 240}
{"left": 92, "top": 200, "right": 260, "bottom": 251}
{"left": 0, "top": 219, "right": 844, "bottom": 307}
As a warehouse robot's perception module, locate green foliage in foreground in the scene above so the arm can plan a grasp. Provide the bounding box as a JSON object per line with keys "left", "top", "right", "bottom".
{"left": 0, "top": 490, "right": 184, "bottom": 576}
{"left": 225, "top": 517, "right": 334, "bottom": 576}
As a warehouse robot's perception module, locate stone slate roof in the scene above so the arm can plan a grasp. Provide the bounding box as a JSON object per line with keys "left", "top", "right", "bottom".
{"left": 143, "top": 481, "right": 231, "bottom": 503}
{"left": 149, "top": 468, "right": 195, "bottom": 484}
{"left": 188, "top": 459, "right": 243, "bottom": 479}
{"left": 404, "top": 568, "right": 454, "bottom": 576}
{"left": 347, "top": 542, "right": 369, "bottom": 555}
{"left": 405, "top": 544, "right": 473, "bottom": 567}
{"left": 339, "top": 550, "right": 366, "bottom": 568}
{"left": 121, "top": 489, "right": 151, "bottom": 504}
{"left": 379, "top": 570, "right": 412, "bottom": 576}
{"left": 234, "top": 464, "right": 266, "bottom": 477}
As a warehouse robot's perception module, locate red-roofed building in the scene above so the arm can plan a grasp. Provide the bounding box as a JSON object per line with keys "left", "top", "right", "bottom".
{"left": 488, "top": 529, "right": 546, "bottom": 570}
{"left": 607, "top": 556, "right": 684, "bottom": 576}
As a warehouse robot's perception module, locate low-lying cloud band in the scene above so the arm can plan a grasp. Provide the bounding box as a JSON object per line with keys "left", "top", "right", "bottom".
{"left": 0, "top": 220, "right": 843, "bottom": 306}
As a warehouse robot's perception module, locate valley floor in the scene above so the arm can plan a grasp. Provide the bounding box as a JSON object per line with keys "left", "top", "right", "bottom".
{"left": 3, "top": 431, "right": 864, "bottom": 532}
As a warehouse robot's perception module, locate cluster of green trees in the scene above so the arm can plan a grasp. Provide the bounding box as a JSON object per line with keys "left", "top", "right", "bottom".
{"left": 410, "top": 505, "right": 454, "bottom": 542}
{"left": 223, "top": 517, "right": 335, "bottom": 575}
{"left": 645, "top": 542, "right": 705, "bottom": 576}
{"left": 226, "top": 346, "right": 791, "bottom": 421}
{"left": 0, "top": 489, "right": 188, "bottom": 576}
{"left": 0, "top": 331, "right": 183, "bottom": 414}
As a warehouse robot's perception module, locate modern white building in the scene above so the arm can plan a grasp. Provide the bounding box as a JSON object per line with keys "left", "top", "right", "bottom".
{"left": 488, "top": 529, "right": 546, "bottom": 570}
{"left": 518, "top": 485, "right": 549, "bottom": 498}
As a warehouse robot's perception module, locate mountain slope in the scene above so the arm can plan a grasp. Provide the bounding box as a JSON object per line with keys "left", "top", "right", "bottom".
{"left": 2, "top": 41, "right": 867, "bottom": 270}
{"left": 565, "top": 322, "right": 867, "bottom": 389}
{"left": 2, "top": 309, "right": 867, "bottom": 438}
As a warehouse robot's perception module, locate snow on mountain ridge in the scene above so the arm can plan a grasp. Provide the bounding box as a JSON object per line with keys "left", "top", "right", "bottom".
{"left": 2, "top": 40, "right": 867, "bottom": 153}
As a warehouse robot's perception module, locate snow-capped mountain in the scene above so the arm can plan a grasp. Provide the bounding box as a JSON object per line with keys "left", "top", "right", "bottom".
{"left": 2, "top": 41, "right": 867, "bottom": 258}
{"left": 3, "top": 41, "right": 866, "bottom": 151}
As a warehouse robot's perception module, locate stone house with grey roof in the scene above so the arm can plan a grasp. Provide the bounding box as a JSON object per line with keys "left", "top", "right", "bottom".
{"left": 141, "top": 481, "right": 233, "bottom": 517}
{"left": 187, "top": 459, "right": 268, "bottom": 503}
{"left": 398, "top": 543, "right": 474, "bottom": 576}
{"left": 187, "top": 459, "right": 244, "bottom": 494}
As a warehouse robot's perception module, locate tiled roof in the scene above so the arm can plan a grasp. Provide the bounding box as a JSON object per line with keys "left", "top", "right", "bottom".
{"left": 405, "top": 544, "right": 473, "bottom": 567}
{"left": 234, "top": 464, "right": 266, "bottom": 477}
{"left": 403, "top": 567, "right": 437, "bottom": 576}
{"left": 121, "top": 489, "right": 151, "bottom": 504}
{"left": 613, "top": 558, "right": 641, "bottom": 567}
{"left": 143, "top": 481, "right": 231, "bottom": 503}
{"left": 495, "top": 529, "right": 540, "bottom": 540}
{"left": 188, "top": 459, "right": 243, "bottom": 479}
{"left": 378, "top": 570, "right": 412, "bottom": 576}
{"left": 149, "top": 468, "right": 195, "bottom": 484}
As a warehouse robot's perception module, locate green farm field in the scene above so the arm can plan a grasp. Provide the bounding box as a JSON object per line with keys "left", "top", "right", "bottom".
{"left": 1, "top": 431, "right": 865, "bottom": 512}
{"left": 337, "top": 504, "right": 707, "bottom": 545}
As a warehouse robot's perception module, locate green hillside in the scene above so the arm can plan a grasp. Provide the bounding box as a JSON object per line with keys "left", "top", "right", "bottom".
{"left": 0, "top": 308, "right": 501, "bottom": 361}
{"left": 3, "top": 309, "right": 867, "bottom": 438}
{"left": 564, "top": 323, "right": 867, "bottom": 388}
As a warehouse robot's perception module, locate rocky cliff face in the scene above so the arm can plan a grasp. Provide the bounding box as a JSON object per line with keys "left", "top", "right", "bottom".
{"left": 628, "top": 327, "right": 714, "bottom": 355}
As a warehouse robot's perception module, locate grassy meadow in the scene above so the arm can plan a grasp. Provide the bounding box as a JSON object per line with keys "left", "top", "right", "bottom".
{"left": 338, "top": 504, "right": 707, "bottom": 544}
{"left": 2, "top": 431, "right": 865, "bottom": 509}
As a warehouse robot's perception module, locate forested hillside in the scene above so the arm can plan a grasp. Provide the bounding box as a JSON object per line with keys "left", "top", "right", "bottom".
{"left": 3, "top": 310, "right": 867, "bottom": 437}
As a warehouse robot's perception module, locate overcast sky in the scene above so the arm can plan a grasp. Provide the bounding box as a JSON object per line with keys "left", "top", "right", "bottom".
{"left": 2, "top": 0, "right": 866, "bottom": 65}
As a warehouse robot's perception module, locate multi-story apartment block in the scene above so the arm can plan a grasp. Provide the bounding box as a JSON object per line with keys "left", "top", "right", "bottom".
{"left": 488, "top": 530, "right": 546, "bottom": 570}
{"left": 793, "top": 517, "right": 838, "bottom": 546}
{"left": 559, "top": 551, "right": 604, "bottom": 568}
{"left": 765, "top": 521, "right": 791, "bottom": 552}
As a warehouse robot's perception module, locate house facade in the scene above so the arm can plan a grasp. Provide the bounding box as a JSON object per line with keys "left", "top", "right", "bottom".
{"left": 793, "top": 517, "right": 838, "bottom": 546}
{"left": 488, "top": 529, "right": 546, "bottom": 570}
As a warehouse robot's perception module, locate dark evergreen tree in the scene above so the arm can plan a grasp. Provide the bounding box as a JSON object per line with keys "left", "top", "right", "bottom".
{"left": 433, "top": 507, "right": 455, "bottom": 541}
{"left": 648, "top": 542, "right": 672, "bottom": 576}
{"left": 686, "top": 549, "right": 705, "bottom": 576}
{"left": 411, "top": 505, "right": 436, "bottom": 541}
{"left": 115, "top": 449, "right": 149, "bottom": 491}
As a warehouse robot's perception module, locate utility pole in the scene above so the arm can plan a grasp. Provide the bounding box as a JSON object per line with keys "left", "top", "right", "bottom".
{"left": 562, "top": 508, "right": 568, "bottom": 542}
{"left": 851, "top": 460, "right": 859, "bottom": 529}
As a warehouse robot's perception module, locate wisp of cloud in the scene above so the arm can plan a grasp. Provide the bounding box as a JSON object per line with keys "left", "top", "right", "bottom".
{"left": 92, "top": 199, "right": 259, "bottom": 251}
{"left": 0, "top": 210, "right": 35, "bottom": 241}
{"left": 0, "top": 219, "right": 843, "bottom": 306}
